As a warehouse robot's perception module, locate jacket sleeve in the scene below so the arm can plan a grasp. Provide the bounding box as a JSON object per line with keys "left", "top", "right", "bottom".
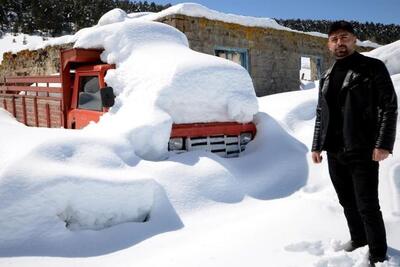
{"left": 374, "top": 60, "right": 398, "bottom": 153}
{"left": 311, "top": 80, "right": 323, "bottom": 152}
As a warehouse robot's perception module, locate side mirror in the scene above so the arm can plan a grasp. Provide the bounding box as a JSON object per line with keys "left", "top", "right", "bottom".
{"left": 100, "top": 87, "right": 115, "bottom": 108}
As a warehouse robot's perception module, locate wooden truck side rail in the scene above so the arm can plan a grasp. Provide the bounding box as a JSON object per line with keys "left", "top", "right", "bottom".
{"left": 0, "top": 76, "right": 64, "bottom": 128}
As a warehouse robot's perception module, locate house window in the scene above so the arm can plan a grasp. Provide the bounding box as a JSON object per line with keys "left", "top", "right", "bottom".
{"left": 215, "top": 47, "right": 249, "bottom": 71}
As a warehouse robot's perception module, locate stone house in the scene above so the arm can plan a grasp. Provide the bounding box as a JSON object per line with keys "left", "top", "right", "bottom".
{"left": 155, "top": 14, "right": 374, "bottom": 96}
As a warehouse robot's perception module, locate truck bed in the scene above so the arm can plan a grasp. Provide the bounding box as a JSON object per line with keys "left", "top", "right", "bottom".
{"left": 0, "top": 76, "right": 64, "bottom": 128}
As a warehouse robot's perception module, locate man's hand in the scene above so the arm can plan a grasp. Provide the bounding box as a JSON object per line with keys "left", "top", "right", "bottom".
{"left": 312, "top": 151, "right": 323, "bottom": 164}
{"left": 372, "top": 148, "right": 390, "bottom": 161}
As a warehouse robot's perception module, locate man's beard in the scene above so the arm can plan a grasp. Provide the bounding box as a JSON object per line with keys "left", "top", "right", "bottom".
{"left": 334, "top": 45, "right": 351, "bottom": 58}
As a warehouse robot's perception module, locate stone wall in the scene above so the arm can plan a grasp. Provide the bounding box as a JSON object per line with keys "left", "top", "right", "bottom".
{"left": 0, "top": 43, "right": 73, "bottom": 81}
{"left": 158, "top": 15, "right": 373, "bottom": 96}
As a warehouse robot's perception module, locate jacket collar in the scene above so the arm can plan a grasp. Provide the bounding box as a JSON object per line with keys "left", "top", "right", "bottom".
{"left": 322, "top": 68, "right": 357, "bottom": 95}
{"left": 321, "top": 53, "right": 362, "bottom": 95}
{"left": 322, "top": 52, "right": 361, "bottom": 80}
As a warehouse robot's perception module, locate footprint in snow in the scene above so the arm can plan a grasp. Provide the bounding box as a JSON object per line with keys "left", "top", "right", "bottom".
{"left": 286, "top": 239, "right": 400, "bottom": 267}
{"left": 284, "top": 240, "right": 325, "bottom": 256}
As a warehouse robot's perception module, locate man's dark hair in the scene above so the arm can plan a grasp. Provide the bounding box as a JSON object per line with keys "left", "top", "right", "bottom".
{"left": 328, "top": 20, "right": 355, "bottom": 36}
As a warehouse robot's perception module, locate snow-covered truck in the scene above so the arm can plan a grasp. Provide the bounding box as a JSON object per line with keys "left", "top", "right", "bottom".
{"left": 0, "top": 48, "right": 256, "bottom": 157}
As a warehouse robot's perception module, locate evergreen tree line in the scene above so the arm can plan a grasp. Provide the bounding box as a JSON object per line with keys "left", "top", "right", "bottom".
{"left": 0, "top": 0, "right": 171, "bottom": 37}
{"left": 275, "top": 18, "right": 400, "bottom": 45}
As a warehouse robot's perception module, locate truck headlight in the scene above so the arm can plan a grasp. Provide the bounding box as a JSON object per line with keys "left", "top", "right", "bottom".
{"left": 240, "top": 132, "right": 253, "bottom": 145}
{"left": 168, "top": 137, "right": 184, "bottom": 150}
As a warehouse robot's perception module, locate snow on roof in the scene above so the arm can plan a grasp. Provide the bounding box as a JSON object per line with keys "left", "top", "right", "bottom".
{"left": 142, "top": 3, "right": 288, "bottom": 30}
{"left": 138, "top": 3, "right": 379, "bottom": 48}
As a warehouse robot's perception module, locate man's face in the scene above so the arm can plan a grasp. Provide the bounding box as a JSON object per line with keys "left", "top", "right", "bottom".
{"left": 327, "top": 30, "right": 357, "bottom": 59}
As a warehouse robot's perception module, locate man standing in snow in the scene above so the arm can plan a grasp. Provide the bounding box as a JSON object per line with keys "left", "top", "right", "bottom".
{"left": 311, "top": 21, "right": 397, "bottom": 265}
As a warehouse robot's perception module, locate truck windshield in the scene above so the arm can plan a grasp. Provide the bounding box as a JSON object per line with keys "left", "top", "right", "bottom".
{"left": 78, "top": 76, "right": 102, "bottom": 111}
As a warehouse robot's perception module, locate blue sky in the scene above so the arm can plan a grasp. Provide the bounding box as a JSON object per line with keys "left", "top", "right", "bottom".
{"left": 154, "top": 0, "right": 400, "bottom": 25}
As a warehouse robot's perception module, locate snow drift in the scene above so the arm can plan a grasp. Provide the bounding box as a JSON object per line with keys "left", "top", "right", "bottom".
{"left": 364, "top": 39, "right": 400, "bottom": 76}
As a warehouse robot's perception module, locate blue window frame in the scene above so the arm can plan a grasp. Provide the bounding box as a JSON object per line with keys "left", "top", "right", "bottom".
{"left": 214, "top": 47, "right": 249, "bottom": 71}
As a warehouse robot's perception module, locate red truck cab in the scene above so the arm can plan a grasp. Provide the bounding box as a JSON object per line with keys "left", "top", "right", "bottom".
{"left": 68, "top": 64, "right": 114, "bottom": 129}
{"left": 0, "top": 48, "right": 256, "bottom": 157}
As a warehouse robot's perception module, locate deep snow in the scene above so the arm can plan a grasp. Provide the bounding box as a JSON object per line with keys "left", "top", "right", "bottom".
{"left": 0, "top": 4, "right": 400, "bottom": 267}
{"left": 1, "top": 71, "right": 400, "bottom": 267}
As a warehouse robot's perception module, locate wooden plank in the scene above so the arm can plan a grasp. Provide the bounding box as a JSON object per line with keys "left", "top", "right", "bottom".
{"left": 22, "top": 96, "right": 27, "bottom": 124}
{"left": 0, "top": 86, "right": 63, "bottom": 93}
{"left": 12, "top": 97, "right": 16, "bottom": 117}
{"left": 45, "top": 103, "right": 51, "bottom": 127}
{"left": 2, "top": 98, "right": 6, "bottom": 111}
{"left": 34, "top": 97, "right": 39, "bottom": 126}
{"left": 0, "top": 94, "right": 62, "bottom": 101}
{"left": 5, "top": 76, "right": 61, "bottom": 83}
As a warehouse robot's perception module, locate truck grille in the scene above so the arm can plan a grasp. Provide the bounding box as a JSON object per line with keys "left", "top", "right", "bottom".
{"left": 186, "top": 135, "right": 244, "bottom": 158}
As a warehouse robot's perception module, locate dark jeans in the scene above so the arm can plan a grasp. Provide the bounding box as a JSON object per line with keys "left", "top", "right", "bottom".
{"left": 327, "top": 149, "right": 387, "bottom": 257}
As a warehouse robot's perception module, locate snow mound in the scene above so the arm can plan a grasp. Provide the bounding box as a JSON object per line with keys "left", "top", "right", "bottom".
{"left": 98, "top": 8, "right": 127, "bottom": 26}
{"left": 0, "top": 137, "right": 156, "bottom": 241}
{"left": 74, "top": 18, "right": 258, "bottom": 160}
{"left": 363, "top": 39, "right": 400, "bottom": 75}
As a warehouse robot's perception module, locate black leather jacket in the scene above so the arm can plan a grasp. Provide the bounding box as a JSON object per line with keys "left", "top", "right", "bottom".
{"left": 312, "top": 52, "right": 398, "bottom": 152}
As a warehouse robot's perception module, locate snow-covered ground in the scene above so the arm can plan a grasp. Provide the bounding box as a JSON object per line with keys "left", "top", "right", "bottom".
{"left": 1, "top": 4, "right": 400, "bottom": 267}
